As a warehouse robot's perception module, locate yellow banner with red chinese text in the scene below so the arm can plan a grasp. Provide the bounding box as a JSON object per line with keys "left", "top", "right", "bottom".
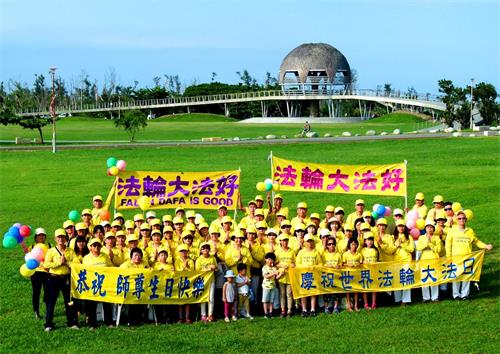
{"left": 272, "top": 156, "right": 406, "bottom": 197}
{"left": 71, "top": 263, "right": 214, "bottom": 304}
{"left": 289, "top": 251, "right": 484, "bottom": 299}
{"left": 114, "top": 170, "right": 240, "bottom": 210}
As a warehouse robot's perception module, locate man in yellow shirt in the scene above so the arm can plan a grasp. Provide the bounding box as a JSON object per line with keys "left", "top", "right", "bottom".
{"left": 43, "top": 229, "right": 79, "bottom": 331}
{"left": 411, "top": 192, "right": 428, "bottom": 219}
{"left": 446, "top": 210, "right": 492, "bottom": 300}
{"left": 345, "top": 199, "right": 365, "bottom": 230}
{"left": 290, "top": 202, "right": 310, "bottom": 226}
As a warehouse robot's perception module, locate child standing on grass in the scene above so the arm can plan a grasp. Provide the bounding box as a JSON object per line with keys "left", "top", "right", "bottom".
{"left": 235, "top": 263, "right": 253, "bottom": 319}
{"left": 342, "top": 238, "right": 363, "bottom": 312}
{"left": 222, "top": 270, "right": 237, "bottom": 322}
{"left": 262, "top": 252, "right": 280, "bottom": 318}
{"left": 361, "top": 232, "right": 378, "bottom": 309}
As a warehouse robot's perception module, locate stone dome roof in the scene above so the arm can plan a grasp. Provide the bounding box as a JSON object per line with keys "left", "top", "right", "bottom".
{"left": 279, "top": 43, "right": 351, "bottom": 84}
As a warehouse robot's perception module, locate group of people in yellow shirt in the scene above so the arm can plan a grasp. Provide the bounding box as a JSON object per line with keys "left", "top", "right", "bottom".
{"left": 31, "top": 192, "right": 492, "bottom": 330}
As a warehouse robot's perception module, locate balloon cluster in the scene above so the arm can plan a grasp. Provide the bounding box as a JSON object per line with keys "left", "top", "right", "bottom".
{"left": 371, "top": 204, "right": 392, "bottom": 219}
{"left": 3, "top": 223, "right": 31, "bottom": 249}
{"left": 256, "top": 178, "right": 280, "bottom": 193}
{"left": 405, "top": 210, "right": 425, "bottom": 240}
{"left": 106, "top": 157, "right": 127, "bottom": 176}
{"left": 451, "top": 202, "right": 473, "bottom": 220}
{"left": 21, "top": 243, "right": 49, "bottom": 277}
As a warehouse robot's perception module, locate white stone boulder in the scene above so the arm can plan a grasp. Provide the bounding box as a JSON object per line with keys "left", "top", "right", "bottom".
{"left": 393, "top": 129, "right": 401, "bottom": 135}
{"left": 342, "top": 132, "right": 352, "bottom": 137}
{"left": 366, "top": 130, "right": 376, "bottom": 136}
{"left": 324, "top": 133, "right": 332, "bottom": 138}
{"left": 265, "top": 134, "right": 276, "bottom": 139}
{"left": 306, "top": 132, "right": 319, "bottom": 138}
{"left": 452, "top": 132, "right": 462, "bottom": 137}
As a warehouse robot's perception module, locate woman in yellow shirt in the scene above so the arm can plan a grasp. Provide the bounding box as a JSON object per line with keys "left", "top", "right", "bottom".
{"left": 416, "top": 221, "right": 442, "bottom": 302}
{"left": 393, "top": 221, "right": 414, "bottom": 305}
{"left": 195, "top": 242, "right": 217, "bottom": 322}
{"left": 342, "top": 238, "right": 363, "bottom": 312}
{"left": 321, "top": 237, "right": 342, "bottom": 314}
{"left": 361, "top": 233, "right": 379, "bottom": 310}
{"left": 296, "top": 235, "right": 321, "bottom": 317}
{"left": 120, "top": 247, "right": 148, "bottom": 326}
{"left": 275, "top": 235, "right": 296, "bottom": 318}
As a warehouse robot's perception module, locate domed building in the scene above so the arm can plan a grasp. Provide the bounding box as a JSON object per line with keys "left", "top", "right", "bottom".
{"left": 279, "top": 43, "right": 352, "bottom": 93}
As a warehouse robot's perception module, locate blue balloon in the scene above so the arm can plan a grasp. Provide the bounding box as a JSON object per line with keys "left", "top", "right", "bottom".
{"left": 420, "top": 229, "right": 426, "bottom": 235}
{"left": 26, "top": 259, "right": 40, "bottom": 270}
{"left": 15, "top": 232, "right": 24, "bottom": 244}
{"left": 376, "top": 205, "right": 386, "bottom": 216}
{"left": 9, "top": 226, "right": 21, "bottom": 239}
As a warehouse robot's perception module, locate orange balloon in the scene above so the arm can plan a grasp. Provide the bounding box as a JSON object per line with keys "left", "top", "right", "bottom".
{"left": 100, "top": 209, "right": 111, "bottom": 221}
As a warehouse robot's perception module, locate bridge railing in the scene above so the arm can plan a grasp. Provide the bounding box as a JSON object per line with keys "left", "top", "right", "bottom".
{"left": 17, "top": 89, "right": 443, "bottom": 115}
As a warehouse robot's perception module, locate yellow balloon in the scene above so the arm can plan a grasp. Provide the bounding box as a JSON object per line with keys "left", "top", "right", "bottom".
{"left": 452, "top": 202, "right": 462, "bottom": 212}
{"left": 20, "top": 264, "right": 35, "bottom": 278}
{"left": 34, "top": 243, "right": 48, "bottom": 256}
{"left": 138, "top": 196, "right": 150, "bottom": 211}
{"left": 272, "top": 183, "right": 280, "bottom": 192}
{"left": 256, "top": 182, "right": 266, "bottom": 192}
{"left": 464, "top": 209, "right": 473, "bottom": 220}
{"left": 415, "top": 218, "right": 426, "bottom": 230}
{"left": 109, "top": 166, "right": 120, "bottom": 176}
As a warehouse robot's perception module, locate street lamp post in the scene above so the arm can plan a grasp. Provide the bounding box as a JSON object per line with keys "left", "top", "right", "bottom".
{"left": 49, "top": 67, "right": 57, "bottom": 153}
{"left": 470, "top": 78, "right": 474, "bottom": 130}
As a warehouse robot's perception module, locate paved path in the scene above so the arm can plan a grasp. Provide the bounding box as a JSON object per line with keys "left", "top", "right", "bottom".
{"left": 0, "top": 132, "right": 482, "bottom": 151}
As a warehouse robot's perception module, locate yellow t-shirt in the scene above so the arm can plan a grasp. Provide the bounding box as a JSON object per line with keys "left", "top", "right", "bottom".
{"left": 82, "top": 252, "right": 113, "bottom": 267}
{"left": 195, "top": 255, "right": 217, "bottom": 271}
{"left": 120, "top": 260, "right": 148, "bottom": 269}
{"left": 44, "top": 247, "right": 79, "bottom": 275}
{"left": 416, "top": 235, "right": 442, "bottom": 260}
{"left": 342, "top": 251, "right": 363, "bottom": 267}
{"left": 275, "top": 247, "right": 296, "bottom": 284}
{"left": 262, "top": 264, "right": 277, "bottom": 289}
{"left": 296, "top": 248, "right": 320, "bottom": 266}
{"left": 174, "top": 258, "right": 195, "bottom": 271}
{"left": 445, "top": 226, "right": 486, "bottom": 257}
{"left": 361, "top": 247, "right": 378, "bottom": 264}
{"left": 321, "top": 251, "right": 342, "bottom": 268}
{"left": 153, "top": 262, "right": 174, "bottom": 272}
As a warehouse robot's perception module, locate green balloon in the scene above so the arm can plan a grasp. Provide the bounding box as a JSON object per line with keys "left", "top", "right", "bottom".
{"left": 3, "top": 235, "right": 17, "bottom": 249}
{"left": 68, "top": 210, "right": 79, "bottom": 222}
{"left": 106, "top": 157, "right": 118, "bottom": 168}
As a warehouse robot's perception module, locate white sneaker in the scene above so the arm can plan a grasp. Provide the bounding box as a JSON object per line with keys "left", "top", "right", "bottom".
{"left": 44, "top": 327, "right": 52, "bottom": 332}
{"left": 70, "top": 325, "right": 80, "bottom": 330}
{"left": 246, "top": 315, "right": 254, "bottom": 320}
{"left": 224, "top": 317, "right": 230, "bottom": 323}
{"left": 231, "top": 315, "right": 238, "bottom": 321}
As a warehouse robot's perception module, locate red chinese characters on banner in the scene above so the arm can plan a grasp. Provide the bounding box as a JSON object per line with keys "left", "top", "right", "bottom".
{"left": 272, "top": 156, "right": 406, "bottom": 197}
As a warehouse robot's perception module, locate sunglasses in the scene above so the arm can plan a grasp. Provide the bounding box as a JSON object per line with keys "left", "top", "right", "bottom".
{"left": 457, "top": 217, "right": 466, "bottom": 220}
{"left": 281, "top": 225, "right": 291, "bottom": 228}
{"left": 444, "top": 208, "right": 452, "bottom": 211}
{"left": 327, "top": 243, "right": 335, "bottom": 246}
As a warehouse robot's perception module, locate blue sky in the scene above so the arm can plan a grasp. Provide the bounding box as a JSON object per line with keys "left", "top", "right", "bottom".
{"left": 1, "top": 0, "right": 498, "bottom": 93}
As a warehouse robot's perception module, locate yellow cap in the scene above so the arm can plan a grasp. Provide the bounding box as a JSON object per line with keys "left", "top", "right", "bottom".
{"left": 433, "top": 195, "right": 444, "bottom": 204}
{"left": 395, "top": 219, "right": 406, "bottom": 227}
{"left": 324, "top": 205, "right": 335, "bottom": 213}
{"left": 238, "top": 222, "right": 247, "bottom": 230}
{"left": 344, "top": 225, "right": 353, "bottom": 232}
{"left": 221, "top": 216, "right": 232, "bottom": 224}
{"left": 334, "top": 207, "right": 345, "bottom": 214}
{"left": 93, "top": 195, "right": 103, "bottom": 202}
{"left": 186, "top": 210, "right": 196, "bottom": 219}
{"left": 150, "top": 218, "right": 161, "bottom": 226}
{"left": 276, "top": 210, "right": 286, "bottom": 217}
{"left": 297, "top": 202, "right": 308, "bottom": 209}
{"left": 182, "top": 230, "right": 193, "bottom": 239}
{"left": 255, "top": 221, "right": 268, "bottom": 229}
{"left": 114, "top": 212, "right": 124, "bottom": 219}
{"left": 376, "top": 218, "right": 388, "bottom": 226}
{"left": 274, "top": 193, "right": 283, "bottom": 200}
{"left": 175, "top": 206, "right": 185, "bottom": 213}
{"left": 360, "top": 222, "right": 371, "bottom": 231}
{"left": 247, "top": 200, "right": 257, "bottom": 206}
{"left": 115, "top": 230, "right": 126, "bottom": 238}
{"left": 435, "top": 210, "right": 447, "bottom": 220}
{"left": 246, "top": 225, "right": 257, "bottom": 234}
{"left": 278, "top": 234, "right": 289, "bottom": 241}
{"left": 232, "top": 233, "right": 245, "bottom": 239}
{"left": 140, "top": 223, "right": 150, "bottom": 230}
{"left": 104, "top": 231, "right": 116, "bottom": 239}
{"left": 294, "top": 222, "right": 306, "bottom": 231}
{"left": 310, "top": 212, "right": 320, "bottom": 220}
{"left": 328, "top": 217, "right": 340, "bottom": 224}
{"left": 89, "top": 238, "right": 102, "bottom": 246}
{"left": 124, "top": 220, "right": 135, "bottom": 229}
{"left": 255, "top": 195, "right": 264, "bottom": 202}
{"left": 363, "top": 232, "right": 374, "bottom": 240}
{"left": 425, "top": 220, "right": 435, "bottom": 228}
{"left": 306, "top": 222, "right": 316, "bottom": 229}
{"left": 133, "top": 214, "right": 144, "bottom": 222}
{"left": 81, "top": 208, "right": 92, "bottom": 216}
{"left": 151, "top": 230, "right": 162, "bottom": 237}
{"left": 255, "top": 209, "right": 264, "bottom": 216}
{"left": 199, "top": 222, "right": 209, "bottom": 230}
{"left": 280, "top": 220, "right": 291, "bottom": 227}
{"left": 145, "top": 211, "right": 157, "bottom": 219}
{"left": 173, "top": 217, "right": 184, "bottom": 224}
{"left": 304, "top": 234, "right": 315, "bottom": 242}
{"left": 209, "top": 226, "right": 220, "bottom": 234}
{"left": 63, "top": 220, "right": 75, "bottom": 229}
{"left": 111, "top": 220, "right": 122, "bottom": 227}
{"left": 200, "top": 242, "right": 211, "bottom": 249}
{"left": 75, "top": 222, "right": 87, "bottom": 231}
{"left": 362, "top": 211, "right": 372, "bottom": 218}
{"left": 162, "top": 215, "right": 173, "bottom": 222}
{"left": 157, "top": 246, "right": 169, "bottom": 254}
{"left": 127, "top": 234, "right": 139, "bottom": 242}
{"left": 186, "top": 223, "right": 196, "bottom": 232}
{"left": 217, "top": 205, "right": 228, "bottom": 210}
{"left": 319, "top": 229, "right": 331, "bottom": 238}
{"left": 415, "top": 192, "right": 425, "bottom": 200}
{"left": 54, "top": 228, "right": 67, "bottom": 238}
{"left": 265, "top": 228, "right": 278, "bottom": 236}
{"left": 177, "top": 244, "right": 189, "bottom": 252}
{"left": 355, "top": 199, "right": 365, "bottom": 206}
{"left": 163, "top": 226, "right": 174, "bottom": 233}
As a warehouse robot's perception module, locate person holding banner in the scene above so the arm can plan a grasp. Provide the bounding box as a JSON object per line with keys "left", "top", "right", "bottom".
{"left": 43, "top": 229, "right": 79, "bottom": 332}
{"left": 82, "top": 238, "right": 114, "bottom": 329}
{"left": 175, "top": 244, "right": 194, "bottom": 323}
{"left": 393, "top": 220, "right": 414, "bottom": 305}
{"left": 275, "top": 234, "right": 296, "bottom": 318}
{"left": 446, "top": 210, "right": 492, "bottom": 300}
{"left": 416, "top": 221, "right": 442, "bottom": 302}
{"left": 120, "top": 247, "right": 148, "bottom": 326}
{"left": 361, "top": 232, "right": 379, "bottom": 309}
{"left": 342, "top": 238, "right": 363, "bottom": 312}
{"left": 296, "top": 235, "right": 321, "bottom": 317}
{"left": 196, "top": 242, "right": 217, "bottom": 322}
{"left": 321, "top": 237, "right": 342, "bottom": 314}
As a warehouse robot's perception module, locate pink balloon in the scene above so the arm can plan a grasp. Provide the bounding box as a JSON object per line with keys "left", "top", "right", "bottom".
{"left": 407, "top": 210, "right": 419, "bottom": 221}
{"left": 384, "top": 206, "right": 392, "bottom": 217}
{"left": 24, "top": 252, "right": 35, "bottom": 262}
{"left": 116, "top": 160, "right": 127, "bottom": 171}
{"left": 19, "top": 225, "right": 31, "bottom": 237}
{"left": 31, "top": 247, "right": 44, "bottom": 261}
{"left": 410, "top": 227, "right": 420, "bottom": 240}
{"left": 406, "top": 218, "right": 416, "bottom": 229}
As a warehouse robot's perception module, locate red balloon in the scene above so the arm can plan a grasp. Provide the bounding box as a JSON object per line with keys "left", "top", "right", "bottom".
{"left": 19, "top": 225, "right": 31, "bottom": 237}
{"left": 100, "top": 210, "right": 110, "bottom": 221}
{"left": 106, "top": 168, "right": 113, "bottom": 176}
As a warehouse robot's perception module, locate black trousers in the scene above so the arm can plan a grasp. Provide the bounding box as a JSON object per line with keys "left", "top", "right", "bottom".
{"left": 44, "top": 275, "right": 77, "bottom": 328}
{"left": 85, "top": 301, "right": 114, "bottom": 327}
{"left": 31, "top": 271, "right": 48, "bottom": 314}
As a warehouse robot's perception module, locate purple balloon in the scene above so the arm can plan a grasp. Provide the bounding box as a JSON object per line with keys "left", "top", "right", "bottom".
{"left": 13, "top": 223, "right": 22, "bottom": 229}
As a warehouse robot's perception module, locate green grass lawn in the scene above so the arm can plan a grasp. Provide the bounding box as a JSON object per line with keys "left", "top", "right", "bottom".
{"left": 0, "top": 112, "right": 438, "bottom": 143}
{"left": 0, "top": 137, "right": 499, "bottom": 353}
